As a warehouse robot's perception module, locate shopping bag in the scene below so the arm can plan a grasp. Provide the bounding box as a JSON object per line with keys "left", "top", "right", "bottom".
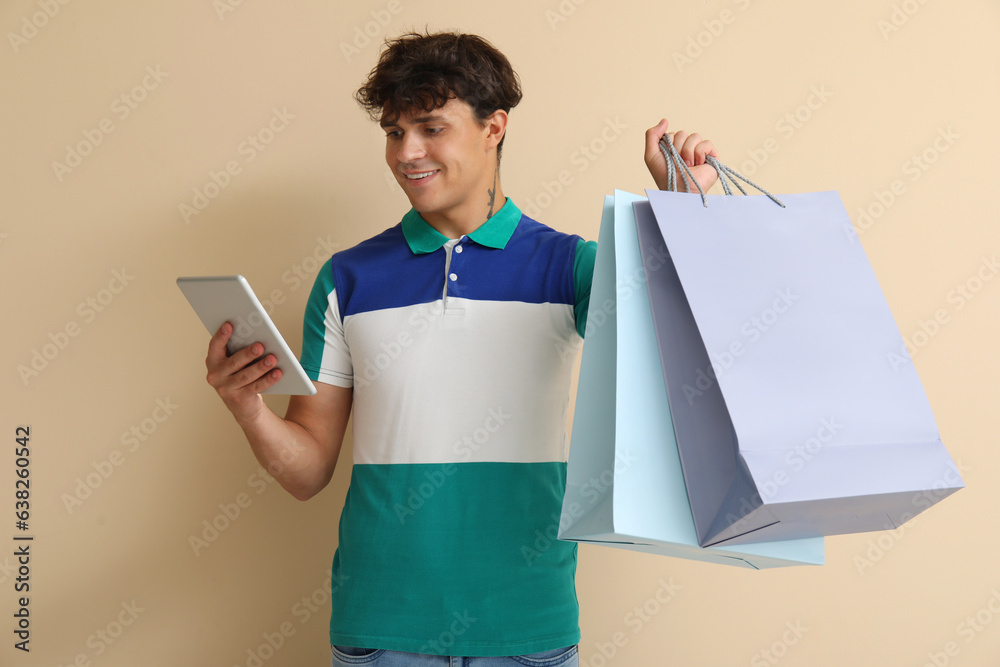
{"left": 556, "top": 190, "right": 824, "bottom": 568}
{"left": 638, "top": 162, "right": 964, "bottom": 548}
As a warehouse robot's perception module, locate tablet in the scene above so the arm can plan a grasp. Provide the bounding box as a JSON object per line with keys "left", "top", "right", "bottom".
{"left": 177, "top": 275, "right": 318, "bottom": 395}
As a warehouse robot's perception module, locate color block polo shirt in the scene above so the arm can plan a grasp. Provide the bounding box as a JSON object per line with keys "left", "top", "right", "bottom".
{"left": 300, "top": 199, "right": 597, "bottom": 656}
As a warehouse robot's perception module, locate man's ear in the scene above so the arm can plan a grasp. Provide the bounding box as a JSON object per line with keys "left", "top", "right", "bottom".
{"left": 484, "top": 110, "right": 508, "bottom": 151}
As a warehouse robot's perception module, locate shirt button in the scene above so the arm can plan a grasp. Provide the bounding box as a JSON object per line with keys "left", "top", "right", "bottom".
{"left": 449, "top": 273, "right": 458, "bottom": 282}
{"left": 455, "top": 245, "right": 463, "bottom": 253}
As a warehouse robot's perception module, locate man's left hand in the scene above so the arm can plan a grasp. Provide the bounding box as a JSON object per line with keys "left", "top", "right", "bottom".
{"left": 644, "top": 118, "right": 720, "bottom": 193}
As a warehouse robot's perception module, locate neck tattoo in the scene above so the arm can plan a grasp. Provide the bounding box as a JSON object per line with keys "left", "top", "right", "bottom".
{"left": 486, "top": 169, "right": 498, "bottom": 220}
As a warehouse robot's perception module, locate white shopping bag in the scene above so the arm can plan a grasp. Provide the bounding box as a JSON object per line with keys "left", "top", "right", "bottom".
{"left": 639, "top": 184, "right": 964, "bottom": 548}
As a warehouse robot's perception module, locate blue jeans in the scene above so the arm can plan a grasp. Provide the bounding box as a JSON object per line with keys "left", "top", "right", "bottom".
{"left": 331, "top": 645, "right": 579, "bottom": 666}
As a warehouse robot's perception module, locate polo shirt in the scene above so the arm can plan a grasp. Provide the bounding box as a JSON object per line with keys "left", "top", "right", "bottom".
{"left": 299, "top": 199, "right": 597, "bottom": 656}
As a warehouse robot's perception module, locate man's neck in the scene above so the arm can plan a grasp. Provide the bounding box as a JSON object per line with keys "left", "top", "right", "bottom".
{"left": 422, "top": 183, "right": 506, "bottom": 240}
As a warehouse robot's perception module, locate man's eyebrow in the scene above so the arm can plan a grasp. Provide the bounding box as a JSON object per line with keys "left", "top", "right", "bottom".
{"left": 379, "top": 114, "right": 448, "bottom": 128}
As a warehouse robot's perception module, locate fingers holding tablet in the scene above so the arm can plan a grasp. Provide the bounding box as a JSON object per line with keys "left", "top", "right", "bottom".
{"left": 178, "top": 275, "right": 317, "bottom": 398}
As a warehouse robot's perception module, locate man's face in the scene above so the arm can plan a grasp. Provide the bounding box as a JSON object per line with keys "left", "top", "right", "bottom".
{"left": 381, "top": 97, "right": 498, "bottom": 224}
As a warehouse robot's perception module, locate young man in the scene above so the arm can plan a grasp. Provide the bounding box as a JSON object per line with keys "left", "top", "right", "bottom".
{"left": 205, "top": 31, "right": 718, "bottom": 666}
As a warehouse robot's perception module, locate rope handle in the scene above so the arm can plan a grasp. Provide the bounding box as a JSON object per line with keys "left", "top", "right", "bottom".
{"left": 658, "top": 136, "right": 785, "bottom": 208}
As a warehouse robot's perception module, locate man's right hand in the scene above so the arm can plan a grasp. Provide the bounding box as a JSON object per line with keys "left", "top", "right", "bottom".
{"left": 202, "top": 321, "right": 352, "bottom": 501}
{"left": 205, "top": 322, "right": 283, "bottom": 425}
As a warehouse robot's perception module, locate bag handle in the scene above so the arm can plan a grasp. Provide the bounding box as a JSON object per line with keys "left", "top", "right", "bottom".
{"left": 658, "top": 136, "right": 785, "bottom": 208}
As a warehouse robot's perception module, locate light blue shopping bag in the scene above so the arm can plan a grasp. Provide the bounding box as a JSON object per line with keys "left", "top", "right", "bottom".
{"left": 557, "top": 191, "right": 824, "bottom": 568}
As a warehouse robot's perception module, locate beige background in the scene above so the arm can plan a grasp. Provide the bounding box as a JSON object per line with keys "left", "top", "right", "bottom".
{"left": 2, "top": 0, "right": 998, "bottom": 665}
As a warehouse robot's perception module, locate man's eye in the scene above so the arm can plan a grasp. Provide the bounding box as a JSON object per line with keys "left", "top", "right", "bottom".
{"left": 385, "top": 130, "right": 401, "bottom": 138}
{"left": 426, "top": 127, "right": 443, "bottom": 135}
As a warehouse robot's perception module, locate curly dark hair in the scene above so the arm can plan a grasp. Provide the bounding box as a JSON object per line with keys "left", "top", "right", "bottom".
{"left": 355, "top": 31, "right": 523, "bottom": 159}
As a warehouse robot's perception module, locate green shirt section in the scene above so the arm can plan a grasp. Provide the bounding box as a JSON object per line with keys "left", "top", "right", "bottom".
{"left": 402, "top": 198, "right": 522, "bottom": 253}
{"left": 329, "top": 462, "right": 580, "bottom": 656}
{"left": 574, "top": 238, "right": 598, "bottom": 339}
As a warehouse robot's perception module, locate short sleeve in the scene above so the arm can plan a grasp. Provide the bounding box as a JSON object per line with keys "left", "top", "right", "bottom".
{"left": 300, "top": 258, "right": 353, "bottom": 387}
{"left": 573, "top": 238, "right": 598, "bottom": 338}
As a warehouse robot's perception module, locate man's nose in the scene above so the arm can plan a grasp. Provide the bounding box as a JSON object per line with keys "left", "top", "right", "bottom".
{"left": 397, "top": 132, "right": 427, "bottom": 163}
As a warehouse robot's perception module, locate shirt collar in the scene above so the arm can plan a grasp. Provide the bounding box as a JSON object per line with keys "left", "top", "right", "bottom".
{"left": 401, "top": 199, "right": 522, "bottom": 255}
